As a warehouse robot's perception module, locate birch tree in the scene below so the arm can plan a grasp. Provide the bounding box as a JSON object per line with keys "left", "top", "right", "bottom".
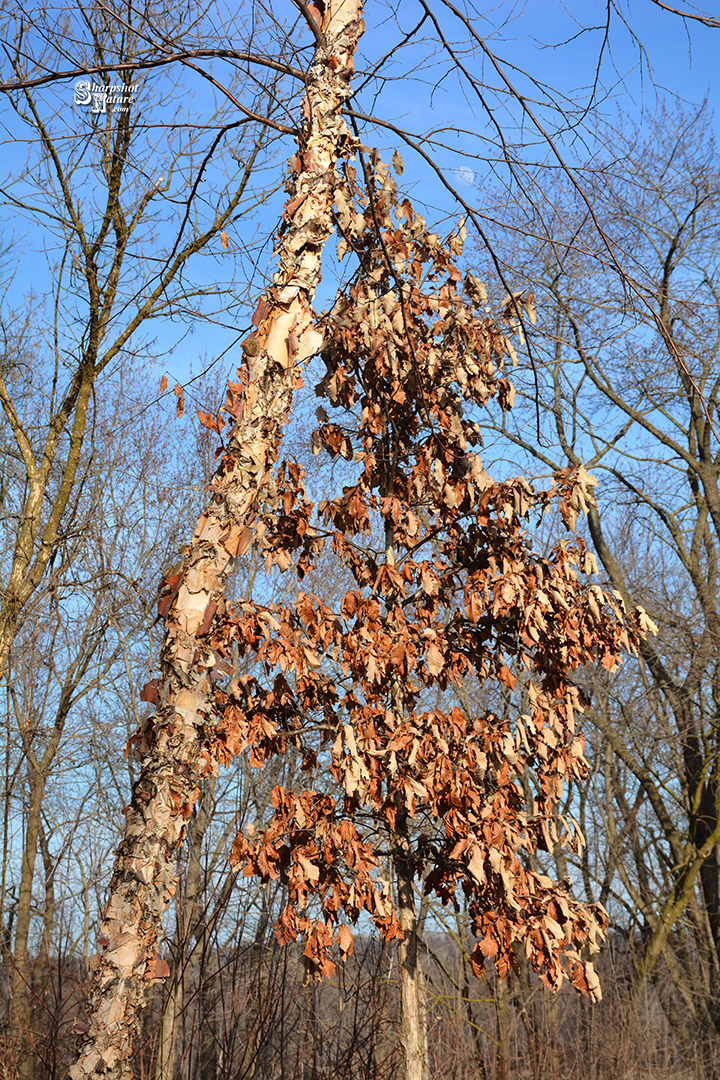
{"left": 71, "top": 2, "right": 366, "bottom": 1075}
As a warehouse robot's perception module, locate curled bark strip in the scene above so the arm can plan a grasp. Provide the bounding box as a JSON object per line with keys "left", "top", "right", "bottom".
{"left": 71, "top": 4, "right": 364, "bottom": 1076}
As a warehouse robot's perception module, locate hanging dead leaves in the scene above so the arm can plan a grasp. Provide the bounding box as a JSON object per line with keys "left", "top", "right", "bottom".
{"left": 196, "top": 156, "right": 651, "bottom": 994}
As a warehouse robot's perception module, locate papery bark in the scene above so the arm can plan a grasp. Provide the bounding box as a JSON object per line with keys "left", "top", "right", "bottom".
{"left": 71, "top": 4, "right": 363, "bottom": 1076}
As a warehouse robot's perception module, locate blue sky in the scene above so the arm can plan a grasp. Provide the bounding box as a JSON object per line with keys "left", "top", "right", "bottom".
{"left": 351, "top": 1, "right": 717, "bottom": 212}
{"left": 0, "top": 0, "right": 717, "bottom": 399}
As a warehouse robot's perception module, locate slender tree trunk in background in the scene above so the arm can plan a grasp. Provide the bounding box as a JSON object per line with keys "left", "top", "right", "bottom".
{"left": 153, "top": 785, "right": 212, "bottom": 1080}
{"left": 304, "top": 981, "right": 321, "bottom": 1080}
{"left": 385, "top": 508, "right": 428, "bottom": 1080}
{"left": 393, "top": 814, "right": 428, "bottom": 1080}
{"left": 496, "top": 973, "right": 510, "bottom": 1080}
{"left": 36, "top": 822, "right": 55, "bottom": 975}
{"left": 460, "top": 941, "right": 489, "bottom": 1080}
{"left": 13, "top": 767, "right": 44, "bottom": 1080}
{"left": 154, "top": 977, "right": 180, "bottom": 1080}
{"left": 71, "top": 5, "right": 364, "bottom": 1076}
{"left": 18, "top": 821, "right": 57, "bottom": 1080}
{"left": 545, "top": 991, "right": 562, "bottom": 1080}
{"left": 239, "top": 898, "right": 274, "bottom": 1080}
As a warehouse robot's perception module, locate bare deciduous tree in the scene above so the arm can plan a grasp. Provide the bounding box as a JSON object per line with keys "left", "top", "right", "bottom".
{"left": 473, "top": 101, "right": 720, "bottom": 1071}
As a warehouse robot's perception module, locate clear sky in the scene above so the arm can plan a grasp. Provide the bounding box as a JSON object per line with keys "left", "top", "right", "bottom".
{"left": 350, "top": 0, "right": 718, "bottom": 216}
{"left": 1, "top": 0, "right": 717, "bottom": 397}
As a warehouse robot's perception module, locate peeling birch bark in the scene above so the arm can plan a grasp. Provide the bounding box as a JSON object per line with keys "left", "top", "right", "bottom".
{"left": 70, "top": 5, "right": 363, "bottom": 1076}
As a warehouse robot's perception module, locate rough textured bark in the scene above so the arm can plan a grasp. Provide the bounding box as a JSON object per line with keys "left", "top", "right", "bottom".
{"left": 70, "top": 5, "right": 364, "bottom": 1076}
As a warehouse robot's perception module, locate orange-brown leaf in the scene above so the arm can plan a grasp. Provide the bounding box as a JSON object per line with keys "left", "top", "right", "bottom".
{"left": 336, "top": 923, "right": 354, "bottom": 960}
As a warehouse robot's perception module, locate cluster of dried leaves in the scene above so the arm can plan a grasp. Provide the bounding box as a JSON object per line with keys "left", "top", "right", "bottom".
{"left": 195, "top": 157, "right": 645, "bottom": 999}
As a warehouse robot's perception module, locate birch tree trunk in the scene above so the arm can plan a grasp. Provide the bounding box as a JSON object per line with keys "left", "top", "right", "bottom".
{"left": 71, "top": 5, "right": 364, "bottom": 1076}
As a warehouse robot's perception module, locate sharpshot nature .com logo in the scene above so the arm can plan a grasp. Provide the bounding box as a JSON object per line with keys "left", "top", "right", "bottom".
{"left": 73, "top": 78, "right": 138, "bottom": 114}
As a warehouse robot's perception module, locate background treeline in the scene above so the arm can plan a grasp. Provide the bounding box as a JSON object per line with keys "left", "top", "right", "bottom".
{"left": 1, "top": 0, "right": 719, "bottom": 1076}
{"left": 2, "top": 925, "right": 715, "bottom": 1079}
